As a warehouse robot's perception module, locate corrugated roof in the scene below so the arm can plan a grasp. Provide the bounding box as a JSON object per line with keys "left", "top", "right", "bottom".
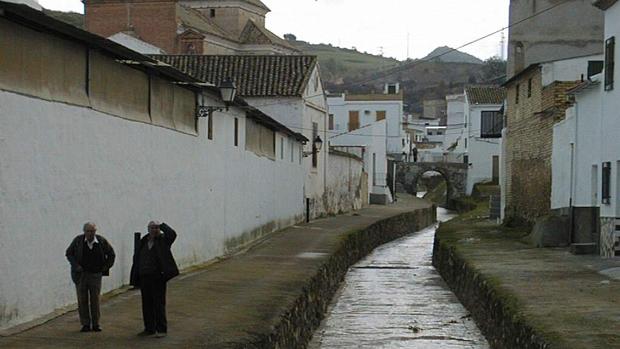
{"left": 153, "top": 55, "right": 318, "bottom": 97}
{"left": 465, "top": 86, "right": 506, "bottom": 105}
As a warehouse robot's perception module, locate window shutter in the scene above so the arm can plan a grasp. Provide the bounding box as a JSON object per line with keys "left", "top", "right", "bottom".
{"left": 605, "top": 37, "right": 615, "bottom": 91}
{"left": 602, "top": 162, "right": 611, "bottom": 204}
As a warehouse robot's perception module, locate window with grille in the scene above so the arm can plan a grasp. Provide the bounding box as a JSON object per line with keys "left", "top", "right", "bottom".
{"left": 480, "top": 111, "right": 503, "bottom": 138}
{"left": 312, "top": 122, "right": 318, "bottom": 168}
{"left": 603, "top": 162, "right": 612, "bottom": 204}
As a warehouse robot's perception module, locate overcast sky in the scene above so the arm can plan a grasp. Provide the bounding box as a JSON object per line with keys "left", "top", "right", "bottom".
{"left": 38, "top": 0, "right": 509, "bottom": 61}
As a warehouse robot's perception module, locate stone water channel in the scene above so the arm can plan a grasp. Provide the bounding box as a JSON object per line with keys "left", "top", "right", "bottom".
{"left": 309, "top": 206, "right": 490, "bottom": 349}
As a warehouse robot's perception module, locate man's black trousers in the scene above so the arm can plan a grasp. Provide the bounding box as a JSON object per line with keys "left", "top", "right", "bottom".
{"left": 140, "top": 274, "right": 167, "bottom": 333}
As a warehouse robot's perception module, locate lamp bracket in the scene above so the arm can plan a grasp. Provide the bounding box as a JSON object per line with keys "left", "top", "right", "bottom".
{"left": 197, "top": 105, "right": 228, "bottom": 118}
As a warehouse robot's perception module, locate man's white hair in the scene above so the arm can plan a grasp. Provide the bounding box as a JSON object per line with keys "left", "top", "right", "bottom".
{"left": 83, "top": 222, "right": 97, "bottom": 232}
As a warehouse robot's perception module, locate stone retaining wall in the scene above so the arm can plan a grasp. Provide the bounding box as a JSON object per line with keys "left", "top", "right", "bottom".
{"left": 432, "top": 234, "right": 550, "bottom": 349}
{"left": 229, "top": 206, "right": 437, "bottom": 349}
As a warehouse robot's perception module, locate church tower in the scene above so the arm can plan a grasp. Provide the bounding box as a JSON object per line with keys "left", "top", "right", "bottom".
{"left": 180, "top": 0, "right": 270, "bottom": 37}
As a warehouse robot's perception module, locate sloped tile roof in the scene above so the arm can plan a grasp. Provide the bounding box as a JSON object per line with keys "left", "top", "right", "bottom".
{"left": 465, "top": 86, "right": 506, "bottom": 105}
{"left": 176, "top": 4, "right": 235, "bottom": 42}
{"left": 239, "top": 20, "right": 298, "bottom": 51}
{"left": 153, "top": 55, "right": 318, "bottom": 97}
{"left": 245, "top": 0, "right": 270, "bottom": 11}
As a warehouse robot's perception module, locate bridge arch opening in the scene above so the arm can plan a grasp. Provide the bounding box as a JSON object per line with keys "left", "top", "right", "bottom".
{"left": 394, "top": 161, "right": 467, "bottom": 210}
{"left": 412, "top": 169, "right": 453, "bottom": 207}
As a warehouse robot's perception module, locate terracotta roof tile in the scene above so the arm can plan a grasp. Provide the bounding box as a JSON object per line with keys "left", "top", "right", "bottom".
{"left": 153, "top": 55, "right": 318, "bottom": 97}
{"left": 465, "top": 86, "right": 506, "bottom": 105}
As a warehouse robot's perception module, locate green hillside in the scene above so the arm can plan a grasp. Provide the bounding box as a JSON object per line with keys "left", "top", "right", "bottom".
{"left": 289, "top": 40, "right": 400, "bottom": 84}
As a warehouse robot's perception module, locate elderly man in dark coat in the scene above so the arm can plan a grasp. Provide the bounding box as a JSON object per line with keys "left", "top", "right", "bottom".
{"left": 130, "top": 221, "right": 179, "bottom": 338}
{"left": 66, "top": 222, "right": 115, "bottom": 332}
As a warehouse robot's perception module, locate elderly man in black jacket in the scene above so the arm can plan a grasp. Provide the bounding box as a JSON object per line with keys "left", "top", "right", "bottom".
{"left": 66, "top": 222, "right": 115, "bottom": 332}
{"left": 131, "top": 221, "right": 179, "bottom": 338}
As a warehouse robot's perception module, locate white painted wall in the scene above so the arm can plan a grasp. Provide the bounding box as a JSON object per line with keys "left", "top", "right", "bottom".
{"left": 541, "top": 54, "right": 604, "bottom": 87}
{"left": 329, "top": 121, "right": 391, "bottom": 201}
{"left": 0, "top": 90, "right": 305, "bottom": 330}
{"left": 325, "top": 152, "right": 366, "bottom": 213}
{"left": 246, "top": 66, "right": 329, "bottom": 218}
{"left": 551, "top": 108, "right": 577, "bottom": 210}
{"left": 444, "top": 94, "right": 466, "bottom": 154}
{"left": 601, "top": 3, "right": 620, "bottom": 219}
{"left": 464, "top": 101, "right": 503, "bottom": 194}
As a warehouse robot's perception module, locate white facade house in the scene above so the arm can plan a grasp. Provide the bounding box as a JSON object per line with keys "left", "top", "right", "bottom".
{"left": 444, "top": 94, "right": 467, "bottom": 155}
{"left": 155, "top": 55, "right": 330, "bottom": 219}
{"left": 329, "top": 121, "right": 393, "bottom": 204}
{"left": 550, "top": 0, "right": 620, "bottom": 257}
{"left": 0, "top": 6, "right": 308, "bottom": 330}
{"left": 463, "top": 87, "right": 506, "bottom": 194}
{"left": 327, "top": 85, "right": 410, "bottom": 160}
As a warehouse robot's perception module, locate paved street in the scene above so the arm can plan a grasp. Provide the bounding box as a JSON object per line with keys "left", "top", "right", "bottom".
{"left": 0, "top": 197, "right": 430, "bottom": 348}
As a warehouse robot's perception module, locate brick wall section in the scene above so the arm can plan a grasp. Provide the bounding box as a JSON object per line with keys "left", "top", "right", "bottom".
{"left": 504, "top": 67, "right": 580, "bottom": 223}
{"left": 85, "top": 0, "right": 179, "bottom": 54}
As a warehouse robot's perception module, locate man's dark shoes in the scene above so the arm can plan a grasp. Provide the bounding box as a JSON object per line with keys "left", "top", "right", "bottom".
{"left": 92, "top": 325, "right": 102, "bottom": 332}
{"left": 137, "top": 330, "right": 156, "bottom": 337}
{"left": 80, "top": 325, "right": 91, "bottom": 332}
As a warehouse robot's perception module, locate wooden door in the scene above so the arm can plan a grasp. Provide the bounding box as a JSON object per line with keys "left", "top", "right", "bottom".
{"left": 349, "top": 111, "right": 360, "bottom": 131}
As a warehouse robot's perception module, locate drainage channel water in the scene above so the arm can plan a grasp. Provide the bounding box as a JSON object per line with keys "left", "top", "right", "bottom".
{"left": 309, "top": 207, "right": 490, "bottom": 349}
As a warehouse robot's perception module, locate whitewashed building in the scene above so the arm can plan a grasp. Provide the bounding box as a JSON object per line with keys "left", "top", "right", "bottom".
{"left": 0, "top": 3, "right": 308, "bottom": 330}
{"left": 329, "top": 121, "right": 393, "bottom": 204}
{"left": 156, "top": 55, "right": 329, "bottom": 219}
{"left": 326, "top": 84, "right": 410, "bottom": 160}
{"left": 551, "top": 0, "right": 620, "bottom": 257}
{"left": 463, "top": 87, "right": 506, "bottom": 194}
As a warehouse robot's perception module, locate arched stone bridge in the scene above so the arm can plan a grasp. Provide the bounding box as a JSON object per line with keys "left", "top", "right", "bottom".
{"left": 395, "top": 162, "right": 468, "bottom": 207}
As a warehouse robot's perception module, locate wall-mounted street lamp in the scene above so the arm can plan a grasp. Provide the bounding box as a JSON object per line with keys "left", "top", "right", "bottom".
{"left": 197, "top": 78, "right": 237, "bottom": 117}
{"left": 303, "top": 135, "right": 323, "bottom": 157}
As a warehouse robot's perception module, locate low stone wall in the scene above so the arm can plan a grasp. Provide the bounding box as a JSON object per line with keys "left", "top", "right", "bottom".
{"left": 233, "top": 206, "right": 436, "bottom": 349}
{"left": 432, "top": 234, "right": 549, "bottom": 349}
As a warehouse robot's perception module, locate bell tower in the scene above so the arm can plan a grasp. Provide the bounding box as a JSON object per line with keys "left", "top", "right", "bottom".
{"left": 180, "top": 0, "right": 270, "bottom": 38}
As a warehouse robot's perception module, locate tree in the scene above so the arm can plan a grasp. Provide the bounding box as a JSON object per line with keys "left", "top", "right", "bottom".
{"left": 283, "top": 33, "right": 297, "bottom": 41}
{"left": 481, "top": 57, "right": 507, "bottom": 83}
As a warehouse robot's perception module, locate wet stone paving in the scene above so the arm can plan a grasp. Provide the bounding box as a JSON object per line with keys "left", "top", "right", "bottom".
{"left": 309, "top": 208, "right": 490, "bottom": 349}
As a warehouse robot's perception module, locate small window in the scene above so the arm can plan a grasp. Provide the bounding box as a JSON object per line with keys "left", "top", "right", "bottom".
{"left": 312, "top": 122, "right": 319, "bottom": 168}
{"left": 527, "top": 78, "right": 532, "bottom": 97}
{"left": 602, "top": 162, "right": 612, "bottom": 204}
{"left": 208, "top": 114, "right": 213, "bottom": 140}
{"left": 605, "top": 37, "right": 615, "bottom": 91}
{"left": 328, "top": 114, "right": 334, "bottom": 130}
{"left": 290, "top": 139, "right": 294, "bottom": 162}
{"left": 280, "top": 137, "right": 284, "bottom": 159}
{"left": 234, "top": 118, "right": 238, "bottom": 146}
{"left": 387, "top": 84, "right": 397, "bottom": 94}
{"left": 437, "top": 130, "right": 444, "bottom": 135}
{"left": 210, "top": 9, "right": 216, "bottom": 18}
{"left": 515, "top": 84, "right": 520, "bottom": 104}
{"left": 463, "top": 155, "right": 469, "bottom": 165}
{"left": 376, "top": 110, "right": 386, "bottom": 121}
{"left": 481, "top": 111, "right": 503, "bottom": 138}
